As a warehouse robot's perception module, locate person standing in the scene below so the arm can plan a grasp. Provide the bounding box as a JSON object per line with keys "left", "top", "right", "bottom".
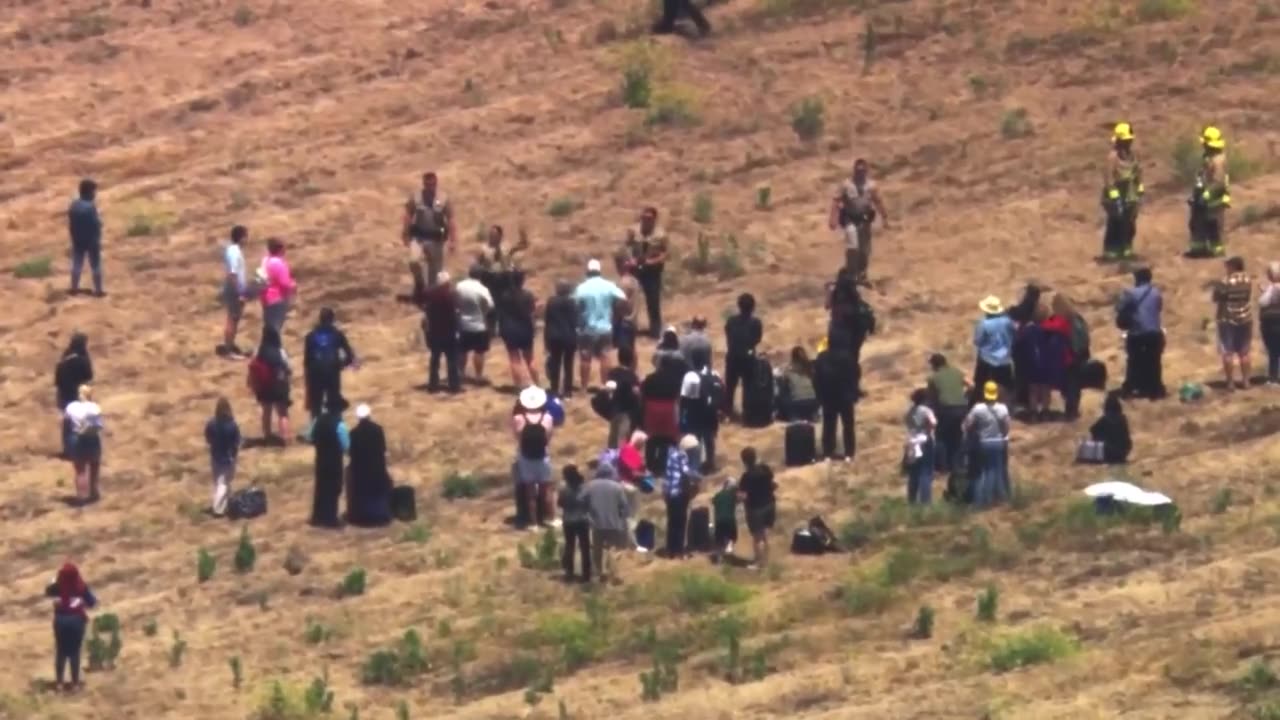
{"left": 926, "top": 353, "right": 970, "bottom": 476}
{"left": 904, "top": 389, "right": 937, "bottom": 505}
{"left": 259, "top": 238, "right": 297, "bottom": 335}
{"left": 605, "top": 346, "right": 642, "bottom": 448}
{"left": 68, "top": 179, "right": 105, "bottom": 297}
{"left": 652, "top": 0, "right": 710, "bottom": 36}
{"left": 723, "top": 293, "right": 763, "bottom": 418}
{"left": 680, "top": 347, "right": 722, "bottom": 472}
{"left": 1100, "top": 122, "right": 1144, "bottom": 261}
{"left": 1052, "top": 294, "right": 1090, "bottom": 420}
{"left": 1116, "top": 267, "right": 1166, "bottom": 400}
{"left": 309, "top": 401, "right": 350, "bottom": 529}
{"left": 737, "top": 447, "right": 776, "bottom": 569}
{"left": 1259, "top": 262, "right": 1280, "bottom": 385}
{"left": 249, "top": 325, "right": 292, "bottom": 444}
{"left": 513, "top": 386, "right": 556, "bottom": 529}
{"left": 584, "top": 462, "right": 632, "bottom": 584}
{"left": 1187, "top": 127, "right": 1231, "bottom": 258}
{"left": 497, "top": 271, "right": 540, "bottom": 390}
{"left": 963, "top": 382, "right": 1012, "bottom": 508}
{"left": 1213, "top": 256, "right": 1254, "bottom": 391}
{"left": 828, "top": 159, "right": 890, "bottom": 284}
{"left": 64, "top": 385, "right": 104, "bottom": 505}
{"left": 402, "top": 171, "right": 456, "bottom": 294}
{"left": 624, "top": 208, "right": 669, "bottom": 339}
{"left": 54, "top": 334, "right": 93, "bottom": 459}
{"left": 220, "top": 225, "right": 250, "bottom": 357}
{"left": 613, "top": 253, "right": 641, "bottom": 359}
{"left": 45, "top": 563, "right": 97, "bottom": 692}
{"left": 204, "top": 398, "right": 241, "bottom": 517}
{"left": 814, "top": 333, "right": 857, "bottom": 462}
{"left": 419, "top": 271, "right": 462, "bottom": 393}
{"left": 558, "top": 465, "right": 592, "bottom": 583}
{"left": 456, "top": 265, "right": 496, "bottom": 385}
{"left": 972, "top": 295, "right": 1016, "bottom": 400}
{"left": 544, "top": 280, "right": 579, "bottom": 397}
{"left": 663, "top": 435, "right": 703, "bottom": 558}
{"left": 574, "top": 259, "right": 626, "bottom": 391}
{"left": 302, "top": 308, "right": 357, "bottom": 427}
{"left": 346, "top": 404, "right": 393, "bottom": 527}
{"left": 679, "top": 316, "right": 713, "bottom": 369}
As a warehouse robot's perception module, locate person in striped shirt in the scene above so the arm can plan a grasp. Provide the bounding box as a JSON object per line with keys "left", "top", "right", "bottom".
{"left": 1213, "top": 256, "right": 1254, "bottom": 390}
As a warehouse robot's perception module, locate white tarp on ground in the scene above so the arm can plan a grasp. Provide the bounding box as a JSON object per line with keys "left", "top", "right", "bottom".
{"left": 1083, "top": 480, "right": 1173, "bottom": 507}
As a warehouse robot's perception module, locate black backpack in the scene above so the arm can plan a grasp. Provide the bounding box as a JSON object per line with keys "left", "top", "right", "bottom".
{"left": 519, "top": 414, "right": 549, "bottom": 460}
{"left": 698, "top": 368, "right": 724, "bottom": 411}
{"left": 227, "top": 487, "right": 267, "bottom": 520}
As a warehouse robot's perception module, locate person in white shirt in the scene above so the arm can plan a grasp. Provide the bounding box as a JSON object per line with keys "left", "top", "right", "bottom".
{"left": 221, "top": 226, "right": 249, "bottom": 358}
{"left": 455, "top": 265, "right": 496, "bottom": 383}
{"left": 680, "top": 348, "right": 721, "bottom": 471}
{"left": 64, "top": 384, "right": 104, "bottom": 504}
{"left": 903, "top": 388, "right": 937, "bottom": 504}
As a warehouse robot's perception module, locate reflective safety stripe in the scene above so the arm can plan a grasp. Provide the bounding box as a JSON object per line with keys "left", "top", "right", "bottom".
{"left": 1107, "top": 188, "right": 1120, "bottom": 199}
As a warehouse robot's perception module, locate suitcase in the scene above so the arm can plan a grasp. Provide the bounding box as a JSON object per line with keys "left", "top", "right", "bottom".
{"left": 227, "top": 487, "right": 267, "bottom": 520}
{"left": 687, "top": 506, "right": 712, "bottom": 552}
{"left": 634, "top": 520, "right": 656, "bottom": 551}
{"left": 741, "top": 358, "right": 775, "bottom": 428}
{"left": 790, "top": 528, "right": 824, "bottom": 555}
{"left": 784, "top": 422, "right": 817, "bottom": 467}
{"left": 390, "top": 485, "right": 417, "bottom": 522}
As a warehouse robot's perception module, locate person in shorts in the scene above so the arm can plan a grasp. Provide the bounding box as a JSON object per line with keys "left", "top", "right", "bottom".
{"left": 512, "top": 386, "right": 555, "bottom": 529}
{"left": 573, "top": 259, "right": 626, "bottom": 390}
{"left": 455, "top": 265, "right": 495, "bottom": 383}
{"left": 221, "top": 225, "right": 249, "bottom": 358}
{"left": 1213, "top": 256, "right": 1254, "bottom": 390}
{"left": 737, "top": 446, "right": 776, "bottom": 569}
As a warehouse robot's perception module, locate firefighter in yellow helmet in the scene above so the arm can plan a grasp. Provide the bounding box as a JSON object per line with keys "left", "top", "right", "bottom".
{"left": 1101, "top": 122, "right": 1144, "bottom": 261}
{"left": 1188, "top": 126, "right": 1231, "bottom": 258}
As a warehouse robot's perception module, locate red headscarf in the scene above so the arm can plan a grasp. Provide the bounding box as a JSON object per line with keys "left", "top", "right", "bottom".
{"left": 56, "top": 563, "right": 86, "bottom": 608}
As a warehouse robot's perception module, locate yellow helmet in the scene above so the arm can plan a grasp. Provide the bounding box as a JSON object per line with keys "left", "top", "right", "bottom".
{"left": 1113, "top": 122, "right": 1135, "bottom": 142}
{"left": 1202, "top": 126, "right": 1226, "bottom": 150}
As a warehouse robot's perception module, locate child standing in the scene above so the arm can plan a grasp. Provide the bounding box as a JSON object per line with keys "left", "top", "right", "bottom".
{"left": 205, "top": 398, "right": 241, "bottom": 516}
{"left": 711, "top": 478, "right": 739, "bottom": 563}
{"left": 558, "top": 465, "right": 592, "bottom": 583}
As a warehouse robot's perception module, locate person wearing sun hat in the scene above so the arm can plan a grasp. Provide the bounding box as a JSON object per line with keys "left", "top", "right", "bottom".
{"left": 512, "top": 385, "right": 558, "bottom": 529}
{"left": 972, "top": 295, "right": 1015, "bottom": 404}
{"left": 963, "top": 381, "right": 1012, "bottom": 508}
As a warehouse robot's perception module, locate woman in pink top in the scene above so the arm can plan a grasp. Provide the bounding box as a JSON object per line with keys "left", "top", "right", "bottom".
{"left": 512, "top": 385, "right": 556, "bottom": 530}
{"left": 260, "top": 238, "right": 297, "bottom": 334}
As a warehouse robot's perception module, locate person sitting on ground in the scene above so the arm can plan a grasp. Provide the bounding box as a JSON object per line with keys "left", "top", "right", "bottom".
{"left": 45, "top": 563, "right": 97, "bottom": 692}
{"left": 904, "top": 388, "right": 937, "bottom": 505}
{"left": 64, "top": 384, "right": 103, "bottom": 505}
{"left": 776, "top": 346, "right": 819, "bottom": 422}
{"left": 663, "top": 434, "right": 703, "bottom": 559}
{"left": 544, "top": 280, "right": 579, "bottom": 397}
{"left": 711, "top": 476, "right": 739, "bottom": 564}
{"left": 259, "top": 237, "right": 297, "bottom": 334}
{"left": 559, "top": 464, "right": 592, "bottom": 583}
{"left": 680, "top": 347, "right": 721, "bottom": 472}
{"left": 927, "top": 353, "right": 970, "bottom": 478}
{"left": 723, "top": 292, "right": 763, "bottom": 418}
{"left": 1083, "top": 391, "right": 1132, "bottom": 465}
{"left": 584, "top": 461, "right": 632, "bottom": 584}
{"left": 652, "top": 326, "right": 687, "bottom": 374}
{"left": 456, "top": 265, "right": 496, "bottom": 385}
{"left": 497, "top": 270, "right": 540, "bottom": 389}
{"left": 346, "top": 404, "right": 393, "bottom": 527}
{"left": 310, "top": 400, "right": 350, "bottom": 529}
{"left": 419, "top": 271, "right": 462, "bottom": 393}
{"left": 737, "top": 447, "right": 776, "bottom": 569}
{"left": 513, "top": 386, "right": 556, "bottom": 530}
{"left": 303, "top": 308, "right": 357, "bottom": 433}
{"left": 204, "top": 397, "right": 241, "bottom": 517}
{"left": 679, "top": 316, "right": 713, "bottom": 369}
{"left": 250, "top": 325, "right": 292, "bottom": 444}
{"left": 55, "top": 333, "right": 93, "bottom": 458}
{"left": 963, "top": 381, "right": 1012, "bottom": 508}
{"left": 814, "top": 331, "right": 858, "bottom": 462}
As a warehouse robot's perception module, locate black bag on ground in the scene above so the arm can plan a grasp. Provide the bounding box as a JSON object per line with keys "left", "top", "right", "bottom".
{"left": 390, "top": 485, "right": 417, "bottom": 522}
{"left": 790, "top": 516, "right": 839, "bottom": 555}
{"left": 687, "top": 506, "right": 712, "bottom": 552}
{"left": 784, "top": 422, "right": 817, "bottom": 467}
{"left": 227, "top": 487, "right": 267, "bottom": 520}
{"left": 1080, "top": 359, "right": 1108, "bottom": 391}
{"left": 635, "top": 520, "right": 656, "bottom": 551}
{"left": 742, "top": 357, "right": 775, "bottom": 428}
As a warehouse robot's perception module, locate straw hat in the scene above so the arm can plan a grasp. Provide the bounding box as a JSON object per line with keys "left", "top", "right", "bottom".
{"left": 983, "top": 381, "right": 999, "bottom": 402}
{"left": 978, "top": 296, "right": 1004, "bottom": 315}
{"left": 518, "top": 385, "right": 548, "bottom": 411}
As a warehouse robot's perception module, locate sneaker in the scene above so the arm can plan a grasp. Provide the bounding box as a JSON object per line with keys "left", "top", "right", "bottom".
{"left": 548, "top": 518, "right": 563, "bottom": 529}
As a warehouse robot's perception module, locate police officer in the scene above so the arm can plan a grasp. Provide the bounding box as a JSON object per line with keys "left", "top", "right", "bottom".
{"left": 1188, "top": 126, "right": 1231, "bottom": 258}
{"left": 1101, "top": 122, "right": 1144, "bottom": 261}
{"left": 828, "top": 159, "right": 890, "bottom": 285}
{"left": 402, "top": 172, "right": 457, "bottom": 295}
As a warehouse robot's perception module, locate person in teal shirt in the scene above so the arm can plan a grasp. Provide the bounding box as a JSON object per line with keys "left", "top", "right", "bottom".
{"left": 573, "top": 259, "right": 626, "bottom": 390}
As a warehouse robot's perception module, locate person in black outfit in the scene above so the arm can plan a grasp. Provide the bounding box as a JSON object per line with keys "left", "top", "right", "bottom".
{"left": 813, "top": 331, "right": 857, "bottom": 461}
{"left": 310, "top": 402, "right": 348, "bottom": 529}
{"left": 1088, "top": 391, "right": 1132, "bottom": 464}
{"left": 826, "top": 269, "right": 875, "bottom": 397}
{"left": 55, "top": 333, "right": 94, "bottom": 458}
{"left": 497, "top": 270, "right": 540, "bottom": 389}
{"left": 544, "top": 280, "right": 579, "bottom": 397}
{"left": 1007, "top": 283, "right": 1042, "bottom": 409}
{"left": 723, "top": 292, "right": 762, "bottom": 418}
{"left": 346, "top": 405, "right": 392, "bottom": 527}
{"left": 653, "top": 0, "right": 710, "bottom": 36}
{"left": 419, "top": 272, "right": 462, "bottom": 393}
{"left": 683, "top": 347, "right": 720, "bottom": 472}
{"left": 558, "top": 464, "right": 592, "bottom": 583}
{"left": 303, "top": 308, "right": 357, "bottom": 423}
{"left": 605, "top": 345, "right": 642, "bottom": 448}
{"left": 253, "top": 325, "right": 292, "bottom": 444}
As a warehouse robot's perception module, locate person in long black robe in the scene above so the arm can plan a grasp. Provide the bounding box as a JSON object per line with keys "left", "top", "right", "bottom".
{"left": 310, "top": 406, "right": 348, "bottom": 528}
{"left": 347, "top": 409, "right": 392, "bottom": 527}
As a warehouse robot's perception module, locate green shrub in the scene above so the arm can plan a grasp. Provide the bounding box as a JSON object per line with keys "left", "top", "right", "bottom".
{"left": 533, "top": 613, "right": 604, "bottom": 671}
{"left": 229, "top": 656, "right": 243, "bottom": 690}
{"left": 755, "top": 186, "right": 771, "bottom": 210}
{"left": 879, "top": 547, "right": 924, "bottom": 587}
{"left": 1211, "top": 488, "right": 1233, "bottom": 514}
{"left": 977, "top": 584, "right": 999, "bottom": 623}
{"left": 673, "top": 572, "right": 752, "bottom": 612}
{"left": 169, "top": 631, "right": 187, "bottom": 669}
{"left": 1238, "top": 659, "right": 1280, "bottom": 695}
{"left": 13, "top": 256, "right": 52, "bottom": 279}
{"left": 692, "top": 192, "right": 714, "bottom": 224}
{"left": 547, "top": 197, "right": 581, "bottom": 218}
{"left": 987, "top": 627, "right": 1078, "bottom": 672}
{"left": 304, "top": 671, "right": 335, "bottom": 714}
{"left": 442, "top": 472, "right": 481, "bottom": 500}
{"left": 1255, "top": 702, "right": 1280, "bottom": 720}
{"left": 913, "top": 606, "right": 935, "bottom": 639}
{"left": 400, "top": 522, "right": 431, "bottom": 545}
{"left": 233, "top": 4, "right": 256, "bottom": 26}
{"left": 234, "top": 526, "right": 257, "bottom": 574}
{"left": 143, "top": 619, "right": 158, "bottom": 637}
{"left": 517, "top": 527, "right": 560, "bottom": 571}
{"left": 197, "top": 547, "right": 216, "bottom": 582}
{"left": 790, "top": 97, "right": 825, "bottom": 142}
{"left": 622, "top": 66, "right": 652, "bottom": 109}
{"left": 1000, "top": 108, "right": 1033, "bottom": 139}
{"left": 968, "top": 74, "right": 989, "bottom": 98}
{"left": 86, "top": 614, "right": 122, "bottom": 671}
{"left": 305, "top": 618, "right": 333, "bottom": 645}
{"left": 645, "top": 84, "right": 700, "bottom": 127}
{"left": 340, "top": 568, "right": 367, "bottom": 597}
{"left": 125, "top": 214, "right": 158, "bottom": 238}
{"left": 1136, "top": 0, "right": 1194, "bottom": 22}
{"left": 838, "top": 577, "right": 893, "bottom": 616}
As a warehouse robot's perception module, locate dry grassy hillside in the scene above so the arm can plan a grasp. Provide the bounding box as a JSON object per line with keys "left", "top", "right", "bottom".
{"left": 3, "top": 0, "right": 1280, "bottom": 718}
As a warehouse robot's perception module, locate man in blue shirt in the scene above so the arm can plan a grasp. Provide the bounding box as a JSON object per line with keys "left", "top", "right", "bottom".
{"left": 1116, "top": 266, "right": 1166, "bottom": 399}
{"left": 68, "top": 179, "right": 104, "bottom": 297}
{"left": 574, "top": 259, "right": 625, "bottom": 391}
{"left": 972, "top": 295, "right": 1015, "bottom": 402}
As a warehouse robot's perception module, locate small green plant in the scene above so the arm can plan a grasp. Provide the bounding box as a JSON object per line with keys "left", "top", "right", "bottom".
{"left": 396, "top": 700, "right": 410, "bottom": 720}
{"left": 262, "top": 681, "right": 291, "bottom": 719}
{"left": 234, "top": 526, "right": 257, "bottom": 574}
{"left": 977, "top": 584, "right": 1000, "bottom": 623}
{"left": 645, "top": 84, "right": 700, "bottom": 127}
{"left": 862, "top": 20, "right": 877, "bottom": 72}
{"left": 442, "top": 472, "right": 481, "bottom": 500}
{"left": 304, "top": 671, "right": 335, "bottom": 713}
{"left": 168, "top": 631, "right": 187, "bottom": 669}
{"left": 621, "top": 66, "right": 652, "bottom": 109}
{"left": 673, "top": 572, "right": 752, "bottom": 612}
{"left": 305, "top": 618, "right": 333, "bottom": 645}
{"left": 714, "top": 614, "right": 746, "bottom": 681}
{"left": 790, "top": 97, "right": 825, "bottom": 142}
{"left": 400, "top": 522, "right": 431, "bottom": 545}
{"left": 1255, "top": 702, "right": 1280, "bottom": 720}
{"left": 361, "top": 630, "right": 431, "bottom": 687}
{"left": 340, "top": 568, "right": 367, "bottom": 597}
{"left": 987, "top": 627, "right": 1078, "bottom": 672}
{"left": 692, "top": 192, "right": 714, "bottom": 224}
{"left": 86, "top": 614, "right": 122, "bottom": 671}
{"left": 229, "top": 656, "right": 243, "bottom": 690}
{"left": 518, "top": 527, "right": 561, "bottom": 571}
{"left": 880, "top": 547, "right": 924, "bottom": 587}
{"left": 755, "top": 186, "right": 771, "bottom": 210}
{"left": 197, "top": 547, "right": 216, "bottom": 583}
{"left": 143, "top": 618, "right": 158, "bottom": 637}
{"left": 838, "top": 577, "right": 894, "bottom": 616}
{"left": 125, "top": 213, "right": 159, "bottom": 238}
{"left": 968, "top": 74, "right": 989, "bottom": 98}
{"left": 547, "top": 197, "right": 581, "bottom": 218}
{"left": 1136, "top": 0, "right": 1195, "bottom": 22}
{"left": 13, "top": 256, "right": 52, "bottom": 279}
{"left": 913, "top": 606, "right": 935, "bottom": 639}
{"left": 233, "top": 4, "right": 256, "bottom": 26}
{"left": 1000, "top": 108, "right": 1033, "bottom": 139}
{"left": 1211, "top": 488, "right": 1233, "bottom": 514}
{"left": 1238, "top": 659, "right": 1280, "bottom": 694}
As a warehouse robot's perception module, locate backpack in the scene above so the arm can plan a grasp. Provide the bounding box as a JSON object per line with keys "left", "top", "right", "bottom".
{"left": 247, "top": 357, "right": 274, "bottom": 394}
{"left": 857, "top": 299, "right": 877, "bottom": 336}
{"left": 698, "top": 368, "right": 724, "bottom": 411}
{"left": 307, "top": 328, "right": 341, "bottom": 370}
{"left": 519, "top": 414, "right": 549, "bottom": 460}
{"left": 1069, "top": 314, "right": 1090, "bottom": 359}
{"left": 227, "top": 487, "right": 267, "bottom": 520}
{"left": 1116, "top": 286, "right": 1152, "bottom": 332}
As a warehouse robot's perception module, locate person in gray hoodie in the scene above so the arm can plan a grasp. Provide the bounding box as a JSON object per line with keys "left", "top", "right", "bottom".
{"left": 558, "top": 464, "right": 591, "bottom": 583}
{"left": 584, "top": 462, "right": 632, "bottom": 584}
{"left": 679, "top": 316, "right": 713, "bottom": 368}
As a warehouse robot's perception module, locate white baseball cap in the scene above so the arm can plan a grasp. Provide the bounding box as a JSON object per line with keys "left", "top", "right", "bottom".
{"left": 355, "top": 404, "right": 371, "bottom": 420}
{"left": 586, "top": 259, "right": 602, "bottom": 273}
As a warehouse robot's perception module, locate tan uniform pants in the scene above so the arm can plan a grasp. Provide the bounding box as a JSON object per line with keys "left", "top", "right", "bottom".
{"left": 407, "top": 239, "right": 446, "bottom": 288}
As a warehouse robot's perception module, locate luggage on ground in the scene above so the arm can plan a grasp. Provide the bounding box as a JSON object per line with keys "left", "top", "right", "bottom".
{"left": 227, "top": 487, "right": 267, "bottom": 520}
{"left": 634, "top": 520, "right": 656, "bottom": 551}
{"left": 741, "top": 357, "right": 775, "bottom": 428}
{"left": 687, "top": 506, "right": 712, "bottom": 552}
{"left": 790, "top": 515, "right": 838, "bottom": 555}
{"left": 784, "top": 422, "right": 817, "bottom": 466}
{"left": 391, "top": 485, "right": 417, "bottom": 522}
{"left": 1080, "top": 359, "right": 1107, "bottom": 390}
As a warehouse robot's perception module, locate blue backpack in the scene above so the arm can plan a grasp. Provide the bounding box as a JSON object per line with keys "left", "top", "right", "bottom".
{"left": 308, "top": 328, "right": 340, "bottom": 369}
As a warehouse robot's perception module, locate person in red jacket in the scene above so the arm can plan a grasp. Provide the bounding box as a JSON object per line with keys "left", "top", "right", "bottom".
{"left": 45, "top": 563, "right": 98, "bottom": 691}
{"left": 1032, "top": 303, "right": 1074, "bottom": 422}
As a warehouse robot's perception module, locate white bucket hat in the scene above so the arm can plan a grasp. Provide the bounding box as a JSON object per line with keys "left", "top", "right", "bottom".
{"left": 518, "top": 385, "right": 548, "bottom": 411}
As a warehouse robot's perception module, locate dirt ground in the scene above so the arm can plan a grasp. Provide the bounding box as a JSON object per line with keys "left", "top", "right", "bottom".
{"left": 3, "top": 0, "right": 1280, "bottom": 718}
